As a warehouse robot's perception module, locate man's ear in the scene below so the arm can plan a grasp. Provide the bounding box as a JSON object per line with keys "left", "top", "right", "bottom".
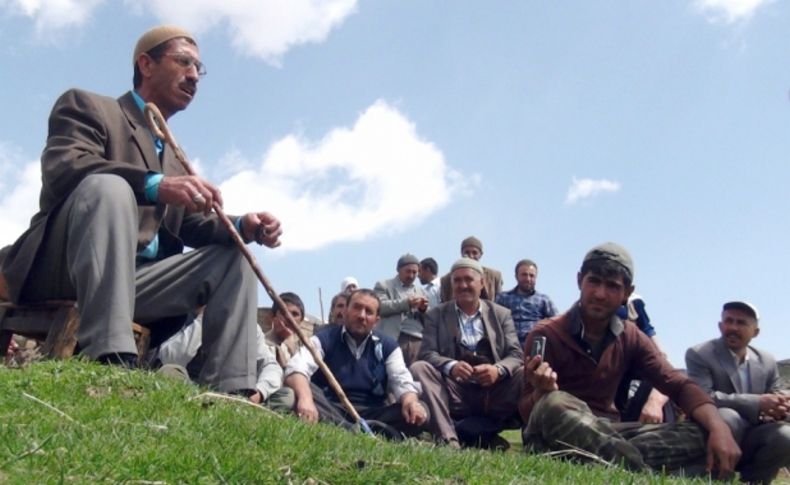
{"left": 623, "top": 285, "right": 635, "bottom": 305}
{"left": 576, "top": 271, "right": 583, "bottom": 290}
{"left": 753, "top": 326, "right": 760, "bottom": 338}
{"left": 137, "top": 54, "right": 155, "bottom": 79}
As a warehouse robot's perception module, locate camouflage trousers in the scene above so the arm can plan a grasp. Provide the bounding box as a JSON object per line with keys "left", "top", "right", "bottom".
{"left": 523, "top": 391, "right": 707, "bottom": 474}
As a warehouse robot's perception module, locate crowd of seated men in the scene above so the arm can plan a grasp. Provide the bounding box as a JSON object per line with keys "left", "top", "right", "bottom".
{"left": 2, "top": 23, "right": 785, "bottom": 483}
{"left": 151, "top": 237, "right": 786, "bottom": 482}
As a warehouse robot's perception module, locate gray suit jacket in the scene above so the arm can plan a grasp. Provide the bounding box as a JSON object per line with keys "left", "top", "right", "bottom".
{"left": 418, "top": 299, "right": 523, "bottom": 376}
{"left": 685, "top": 337, "right": 782, "bottom": 424}
{"left": 373, "top": 276, "right": 427, "bottom": 339}
{"left": 2, "top": 89, "right": 236, "bottom": 302}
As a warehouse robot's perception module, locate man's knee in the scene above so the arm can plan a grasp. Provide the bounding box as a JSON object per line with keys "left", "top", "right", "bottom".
{"left": 409, "top": 360, "right": 435, "bottom": 381}
{"left": 533, "top": 391, "right": 579, "bottom": 417}
{"left": 769, "top": 422, "right": 790, "bottom": 454}
{"left": 528, "top": 391, "right": 592, "bottom": 432}
{"left": 74, "top": 174, "right": 135, "bottom": 207}
{"left": 718, "top": 407, "right": 747, "bottom": 443}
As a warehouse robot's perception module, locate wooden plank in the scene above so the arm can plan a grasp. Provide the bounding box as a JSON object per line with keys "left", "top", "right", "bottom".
{"left": 41, "top": 306, "right": 80, "bottom": 358}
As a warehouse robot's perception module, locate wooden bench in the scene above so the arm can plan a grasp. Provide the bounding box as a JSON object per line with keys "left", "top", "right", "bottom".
{"left": 0, "top": 300, "right": 151, "bottom": 365}
{"left": 0, "top": 253, "right": 150, "bottom": 365}
{"left": 0, "top": 294, "right": 151, "bottom": 367}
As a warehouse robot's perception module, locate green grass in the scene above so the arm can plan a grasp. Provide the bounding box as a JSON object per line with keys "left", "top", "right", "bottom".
{"left": 0, "top": 361, "right": 724, "bottom": 484}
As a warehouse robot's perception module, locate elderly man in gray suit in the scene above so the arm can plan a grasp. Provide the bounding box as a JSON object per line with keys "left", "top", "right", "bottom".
{"left": 1, "top": 26, "right": 282, "bottom": 395}
{"left": 373, "top": 254, "right": 428, "bottom": 366}
{"left": 686, "top": 301, "right": 790, "bottom": 483}
{"left": 411, "top": 257, "right": 523, "bottom": 449}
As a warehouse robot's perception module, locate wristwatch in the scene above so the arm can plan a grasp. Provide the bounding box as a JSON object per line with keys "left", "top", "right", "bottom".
{"left": 496, "top": 365, "right": 507, "bottom": 378}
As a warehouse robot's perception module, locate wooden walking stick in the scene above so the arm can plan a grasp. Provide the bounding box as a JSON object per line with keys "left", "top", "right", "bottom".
{"left": 144, "top": 103, "right": 374, "bottom": 436}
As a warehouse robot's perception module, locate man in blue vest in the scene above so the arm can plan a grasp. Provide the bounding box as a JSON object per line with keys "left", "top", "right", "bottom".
{"left": 283, "top": 289, "right": 429, "bottom": 437}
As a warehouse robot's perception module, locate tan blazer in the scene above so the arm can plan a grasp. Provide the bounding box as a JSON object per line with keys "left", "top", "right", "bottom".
{"left": 418, "top": 299, "right": 523, "bottom": 376}
{"left": 2, "top": 89, "right": 235, "bottom": 302}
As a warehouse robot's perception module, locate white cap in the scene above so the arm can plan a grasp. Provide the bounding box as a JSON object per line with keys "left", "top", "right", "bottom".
{"left": 722, "top": 301, "right": 760, "bottom": 321}
{"left": 340, "top": 276, "right": 359, "bottom": 293}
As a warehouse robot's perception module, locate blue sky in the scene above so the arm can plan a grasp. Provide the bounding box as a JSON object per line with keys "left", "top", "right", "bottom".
{"left": 0, "top": 0, "right": 788, "bottom": 367}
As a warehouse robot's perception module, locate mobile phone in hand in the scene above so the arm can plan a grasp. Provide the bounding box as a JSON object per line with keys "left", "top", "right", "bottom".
{"left": 530, "top": 335, "right": 546, "bottom": 360}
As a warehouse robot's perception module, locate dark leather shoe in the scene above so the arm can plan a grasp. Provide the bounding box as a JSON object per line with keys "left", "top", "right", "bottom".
{"left": 97, "top": 352, "right": 138, "bottom": 369}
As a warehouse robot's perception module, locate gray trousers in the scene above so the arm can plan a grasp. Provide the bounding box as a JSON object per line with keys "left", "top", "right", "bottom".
{"left": 718, "top": 407, "right": 790, "bottom": 483}
{"left": 410, "top": 360, "right": 523, "bottom": 443}
{"left": 23, "top": 174, "right": 257, "bottom": 393}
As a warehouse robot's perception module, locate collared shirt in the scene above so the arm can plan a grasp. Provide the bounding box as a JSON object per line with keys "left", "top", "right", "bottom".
{"left": 284, "top": 328, "right": 421, "bottom": 401}
{"left": 131, "top": 90, "right": 163, "bottom": 261}
{"left": 567, "top": 304, "right": 624, "bottom": 363}
{"left": 495, "top": 287, "right": 557, "bottom": 342}
{"left": 728, "top": 348, "right": 753, "bottom": 393}
{"left": 442, "top": 303, "right": 485, "bottom": 376}
{"left": 423, "top": 277, "right": 441, "bottom": 309}
{"left": 456, "top": 303, "right": 485, "bottom": 350}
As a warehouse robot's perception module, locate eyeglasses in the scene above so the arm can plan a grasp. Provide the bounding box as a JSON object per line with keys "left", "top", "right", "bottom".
{"left": 163, "top": 52, "right": 207, "bottom": 77}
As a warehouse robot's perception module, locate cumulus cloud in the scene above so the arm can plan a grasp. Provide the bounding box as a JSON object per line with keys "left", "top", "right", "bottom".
{"left": 0, "top": 103, "right": 466, "bottom": 253}
{"left": 219, "top": 100, "right": 466, "bottom": 251}
{"left": 565, "top": 177, "right": 620, "bottom": 205}
{"left": 0, "top": 143, "right": 41, "bottom": 246}
{"left": 0, "top": 0, "right": 104, "bottom": 34}
{"left": 1, "top": 0, "right": 357, "bottom": 63}
{"left": 692, "top": 0, "right": 772, "bottom": 23}
{"left": 129, "top": 0, "right": 358, "bottom": 65}
{"left": 132, "top": 0, "right": 357, "bottom": 65}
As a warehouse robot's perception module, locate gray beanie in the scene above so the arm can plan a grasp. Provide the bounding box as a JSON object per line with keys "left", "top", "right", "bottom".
{"left": 583, "top": 242, "right": 634, "bottom": 281}
{"left": 397, "top": 253, "right": 420, "bottom": 270}
{"left": 450, "top": 257, "right": 484, "bottom": 276}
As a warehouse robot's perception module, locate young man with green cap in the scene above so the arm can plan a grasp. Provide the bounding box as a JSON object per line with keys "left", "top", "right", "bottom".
{"left": 1, "top": 25, "right": 281, "bottom": 396}
{"left": 519, "top": 242, "right": 741, "bottom": 479}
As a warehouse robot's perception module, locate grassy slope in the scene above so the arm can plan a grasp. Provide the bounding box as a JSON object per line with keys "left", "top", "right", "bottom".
{"left": 0, "top": 361, "right": 721, "bottom": 484}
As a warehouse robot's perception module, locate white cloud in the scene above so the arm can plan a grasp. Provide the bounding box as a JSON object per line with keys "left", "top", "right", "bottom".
{"left": 692, "top": 0, "right": 771, "bottom": 23}
{"left": 0, "top": 143, "right": 41, "bottom": 247}
{"left": 128, "top": 0, "right": 358, "bottom": 65}
{"left": 0, "top": 0, "right": 104, "bottom": 34}
{"left": 0, "top": 103, "right": 466, "bottom": 253}
{"left": 565, "top": 177, "right": 620, "bottom": 205}
{"left": 219, "top": 100, "right": 466, "bottom": 251}
{"left": 1, "top": 0, "right": 357, "bottom": 63}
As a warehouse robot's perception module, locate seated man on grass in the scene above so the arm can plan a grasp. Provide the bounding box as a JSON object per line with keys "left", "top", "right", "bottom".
{"left": 686, "top": 301, "right": 790, "bottom": 483}
{"left": 265, "top": 292, "right": 312, "bottom": 368}
{"left": 283, "top": 289, "right": 429, "bottom": 438}
{"left": 411, "top": 258, "right": 524, "bottom": 449}
{"left": 520, "top": 242, "right": 741, "bottom": 479}
{"left": 157, "top": 310, "right": 293, "bottom": 412}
